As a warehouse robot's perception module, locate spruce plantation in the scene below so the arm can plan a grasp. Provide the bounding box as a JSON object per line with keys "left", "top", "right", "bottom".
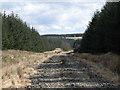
{"left": 1, "top": 12, "right": 74, "bottom": 52}
{"left": 74, "top": 2, "right": 120, "bottom": 54}
{"left": 1, "top": 1, "right": 120, "bottom": 88}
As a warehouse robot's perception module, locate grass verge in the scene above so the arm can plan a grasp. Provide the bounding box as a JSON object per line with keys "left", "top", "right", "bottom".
{"left": 74, "top": 52, "right": 120, "bottom": 86}
{"left": 2, "top": 49, "right": 62, "bottom": 88}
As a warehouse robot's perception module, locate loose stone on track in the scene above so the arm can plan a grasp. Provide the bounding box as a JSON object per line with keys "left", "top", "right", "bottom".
{"left": 27, "top": 52, "right": 117, "bottom": 88}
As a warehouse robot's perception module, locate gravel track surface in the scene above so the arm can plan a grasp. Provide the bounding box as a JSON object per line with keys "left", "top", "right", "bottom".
{"left": 27, "top": 52, "right": 117, "bottom": 88}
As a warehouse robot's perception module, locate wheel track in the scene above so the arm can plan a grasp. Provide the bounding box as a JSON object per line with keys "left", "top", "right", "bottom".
{"left": 27, "top": 52, "right": 117, "bottom": 88}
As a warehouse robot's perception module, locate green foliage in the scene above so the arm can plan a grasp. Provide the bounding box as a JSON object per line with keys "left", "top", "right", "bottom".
{"left": 74, "top": 2, "right": 120, "bottom": 54}
{"left": 2, "top": 12, "right": 74, "bottom": 52}
{"left": 73, "top": 39, "right": 81, "bottom": 52}
{"left": 42, "top": 33, "right": 83, "bottom": 37}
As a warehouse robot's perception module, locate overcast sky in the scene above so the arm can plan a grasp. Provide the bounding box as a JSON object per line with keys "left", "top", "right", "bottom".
{"left": 2, "top": 0, "right": 106, "bottom": 35}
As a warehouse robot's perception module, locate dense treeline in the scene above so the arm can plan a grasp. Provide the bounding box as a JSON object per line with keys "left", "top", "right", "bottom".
{"left": 74, "top": 2, "right": 120, "bottom": 54}
{"left": 1, "top": 12, "right": 74, "bottom": 52}
{"left": 42, "top": 33, "right": 83, "bottom": 37}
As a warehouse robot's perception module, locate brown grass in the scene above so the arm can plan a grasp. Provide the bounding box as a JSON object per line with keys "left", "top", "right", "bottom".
{"left": 74, "top": 52, "right": 120, "bottom": 85}
{"left": 2, "top": 49, "right": 61, "bottom": 88}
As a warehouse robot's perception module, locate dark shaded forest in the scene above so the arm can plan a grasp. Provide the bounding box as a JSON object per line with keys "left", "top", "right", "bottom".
{"left": 74, "top": 2, "right": 120, "bottom": 54}
{"left": 2, "top": 2, "right": 120, "bottom": 54}
{"left": 1, "top": 12, "right": 74, "bottom": 52}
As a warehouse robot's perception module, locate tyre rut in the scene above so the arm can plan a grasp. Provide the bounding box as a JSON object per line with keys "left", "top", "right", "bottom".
{"left": 27, "top": 52, "right": 117, "bottom": 88}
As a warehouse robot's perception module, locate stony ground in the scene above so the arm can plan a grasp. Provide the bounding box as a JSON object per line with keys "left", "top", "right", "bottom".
{"left": 27, "top": 52, "right": 117, "bottom": 88}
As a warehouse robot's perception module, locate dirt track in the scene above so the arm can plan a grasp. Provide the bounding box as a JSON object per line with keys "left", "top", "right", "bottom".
{"left": 27, "top": 52, "right": 117, "bottom": 88}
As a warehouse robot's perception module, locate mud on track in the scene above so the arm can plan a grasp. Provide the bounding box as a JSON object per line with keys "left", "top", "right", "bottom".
{"left": 27, "top": 52, "right": 117, "bottom": 88}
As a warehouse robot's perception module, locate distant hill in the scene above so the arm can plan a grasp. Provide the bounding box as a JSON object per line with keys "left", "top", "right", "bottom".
{"left": 42, "top": 33, "right": 83, "bottom": 40}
